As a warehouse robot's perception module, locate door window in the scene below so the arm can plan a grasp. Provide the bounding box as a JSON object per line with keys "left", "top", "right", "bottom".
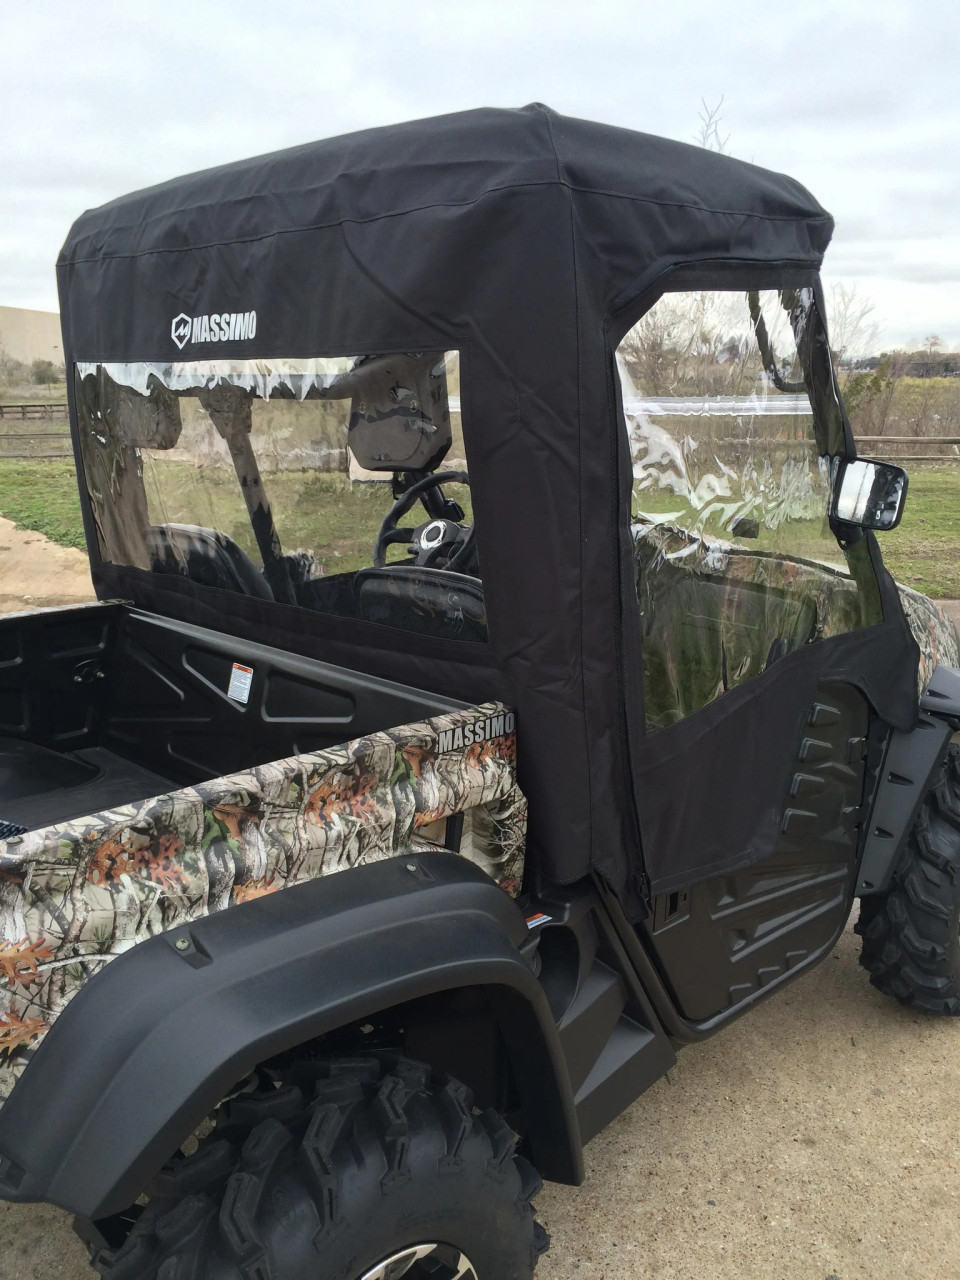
{"left": 617, "top": 287, "right": 882, "bottom": 730}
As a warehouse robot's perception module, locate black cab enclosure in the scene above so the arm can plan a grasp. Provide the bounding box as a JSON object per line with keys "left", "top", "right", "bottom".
{"left": 55, "top": 103, "right": 920, "bottom": 906}
{"left": 0, "top": 104, "right": 957, "bottom": 1278}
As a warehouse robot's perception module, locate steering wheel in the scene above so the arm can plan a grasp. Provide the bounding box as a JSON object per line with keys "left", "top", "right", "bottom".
{"left": 373, "top": 470, "right": 476, "bottom": 572}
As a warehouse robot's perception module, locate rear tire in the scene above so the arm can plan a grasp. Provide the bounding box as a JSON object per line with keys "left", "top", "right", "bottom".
{"left": 856, "top": 743, "right": 960, "bottom": 1014}
{"left": 83, "top": 1057, "right": 548, "bottom": 1280}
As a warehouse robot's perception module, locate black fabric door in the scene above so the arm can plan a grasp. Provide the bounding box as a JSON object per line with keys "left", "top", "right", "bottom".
{"left": 612, "top": 276, "right": 918, "bottom": 903}
{"left": 639, "top": 679, "right": 872, "bottom": 1022}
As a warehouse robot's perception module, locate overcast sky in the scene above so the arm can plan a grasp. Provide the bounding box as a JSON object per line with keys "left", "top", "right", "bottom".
{"left": 2, "top": 0, "right": 957, "bottom": 349}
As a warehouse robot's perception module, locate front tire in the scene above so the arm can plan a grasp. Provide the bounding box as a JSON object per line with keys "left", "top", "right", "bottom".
{"left": 86, "top": 1057, "right": 548, "bottom": 1280}
{"left": 856, "top": 743, "right": 960, "bottom": 1014}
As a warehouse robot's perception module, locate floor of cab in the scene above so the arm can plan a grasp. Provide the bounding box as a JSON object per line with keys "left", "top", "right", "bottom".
{"left": 0, "top": 736, "right": 177, "bottom": 832}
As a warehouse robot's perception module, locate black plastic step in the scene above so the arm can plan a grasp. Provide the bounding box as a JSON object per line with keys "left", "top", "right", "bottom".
{"left": 573, "top": 1015, "right": 674, "bottom": 1145}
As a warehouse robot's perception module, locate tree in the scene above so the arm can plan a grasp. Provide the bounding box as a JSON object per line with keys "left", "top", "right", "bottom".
{"left": 30, "top": 358, "right": 60, "bottom": 385}
{"left": 840, "top": 356, "right": 895, "bottom": 432}
{"left": 826, "top": 281, "right": 879, "bottom": 366}
{"left": 0, "top": 344, "right": 28, "bottom": 386}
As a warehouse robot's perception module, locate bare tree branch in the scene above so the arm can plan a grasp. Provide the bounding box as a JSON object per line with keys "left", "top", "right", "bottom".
{"left": 695, "top": 96, "right": 731, "bottom": 154}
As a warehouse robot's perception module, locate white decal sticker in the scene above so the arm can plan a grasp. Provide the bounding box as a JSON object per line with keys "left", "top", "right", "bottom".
{"left": 437, "top": 711, "right": 515, "bottom": 755}
{"left": 171, "top": 309, "right": 257, "bottom": 349}
{"left": 227, "top": 662, "right": 254, "bottom": 704}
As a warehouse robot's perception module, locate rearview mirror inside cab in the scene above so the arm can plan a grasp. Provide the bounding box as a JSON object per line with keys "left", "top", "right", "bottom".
{"left": 831, "top": 458, "right": 908, "bottom": 532}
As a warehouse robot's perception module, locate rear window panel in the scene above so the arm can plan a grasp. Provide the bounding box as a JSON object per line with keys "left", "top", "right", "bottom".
{"left": 74, "top": 354, "right": 484, "bottom": 642}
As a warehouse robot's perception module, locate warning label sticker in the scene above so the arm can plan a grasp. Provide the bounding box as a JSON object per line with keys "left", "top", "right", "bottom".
{"left": 227, "top": 662, "right": 254, "bottom": 704}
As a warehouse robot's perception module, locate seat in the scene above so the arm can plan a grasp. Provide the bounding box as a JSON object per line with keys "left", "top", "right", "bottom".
{"left": 634, "top": 524, "right": 819, "bottom": 728}
{"left": 146, "top": 524, "right": 273, "bottom": 600}
{"left": 354, "top": 567, "right": 487, "bottom": 642}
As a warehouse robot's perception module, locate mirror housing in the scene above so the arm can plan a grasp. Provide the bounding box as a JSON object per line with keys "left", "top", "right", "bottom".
{"left": 831, "top": 457, "right": 908, "bottom": 532}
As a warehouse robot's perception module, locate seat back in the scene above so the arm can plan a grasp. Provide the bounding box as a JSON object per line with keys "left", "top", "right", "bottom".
{"left": 355, "top": 566, "right": 487, "bottom": 642}
{"left": 146, "top": 524, "right": 273, "bottom": 600}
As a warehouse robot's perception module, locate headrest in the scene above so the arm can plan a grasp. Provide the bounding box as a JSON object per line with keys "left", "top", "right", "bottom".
{"left": 331, "top": 352, "right": 452, "bottom": 472}
{"left": 99, "top": 370, "right": 183, "bottom": 449}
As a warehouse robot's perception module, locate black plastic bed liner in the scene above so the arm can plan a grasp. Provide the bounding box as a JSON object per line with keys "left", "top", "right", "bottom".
{"left": 0, "top": 737, "right": 176, "bottom": 832}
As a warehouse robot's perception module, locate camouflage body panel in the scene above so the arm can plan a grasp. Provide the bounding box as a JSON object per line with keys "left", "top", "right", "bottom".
{"left": 896, "top": 583, "right": 960, "bottom": 692}
{"left": 635, "top": 521, "right": 873, "bottom": 631}
{"left": 0, "top": 702, "right": 524, "bottom": 1104}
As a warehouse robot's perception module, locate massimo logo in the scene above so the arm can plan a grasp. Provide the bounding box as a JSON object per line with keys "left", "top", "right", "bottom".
{"left": 437, "top": 711, "right": 515, "bottom": 754}
{"left": 170, "top": 310, "right": 257, "bottom": 350}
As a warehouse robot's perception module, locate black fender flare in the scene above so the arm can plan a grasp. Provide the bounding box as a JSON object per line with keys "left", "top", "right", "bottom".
{"left": 857, "top": 665, "right": 960, "bottom": 896}
{"left": 0, "top": 853, "right": 582, "bottom": 1218}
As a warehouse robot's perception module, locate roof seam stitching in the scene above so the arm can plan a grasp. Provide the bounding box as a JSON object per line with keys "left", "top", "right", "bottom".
{"left": 538, "top": 107, "right": 594, "bottom": 867}
{"left": 62, "top": 180, "right": 834, "bottom": 267}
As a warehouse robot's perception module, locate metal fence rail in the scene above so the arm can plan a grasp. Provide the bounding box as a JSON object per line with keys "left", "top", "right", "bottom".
{"left": 856, "top": 435, "right": 960, "bottom": 463}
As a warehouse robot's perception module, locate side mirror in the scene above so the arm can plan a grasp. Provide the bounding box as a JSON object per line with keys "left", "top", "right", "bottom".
{"left": 831, "top": 458, "right": 908, "bottom": 532}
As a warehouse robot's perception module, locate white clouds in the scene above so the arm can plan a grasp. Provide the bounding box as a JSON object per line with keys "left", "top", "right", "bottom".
{"left": 2, "top": 0, "right": 957, "bottom": 346}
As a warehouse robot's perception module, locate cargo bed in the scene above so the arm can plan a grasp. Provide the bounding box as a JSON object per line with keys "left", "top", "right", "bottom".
{"left": 0, "top": 739, "right": 175, "bottom": 834}
{"left": 0, "top": 603, "right": 526, "bottom": 1094}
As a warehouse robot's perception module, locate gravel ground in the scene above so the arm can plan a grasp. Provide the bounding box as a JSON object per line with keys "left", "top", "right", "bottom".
{"left": 0, "top": 917, "right": 958, "bottom": 1280}
{"left": 939, "top": 599, "right": 960, "bottom": 633}
{"left": 0, "top": 517, "right": 92, "bottom": 614}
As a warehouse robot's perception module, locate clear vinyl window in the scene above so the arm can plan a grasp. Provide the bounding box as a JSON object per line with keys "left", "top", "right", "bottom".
{"left": 617, "top": 286, "right": 882, "bottom": 731}
{"left": 75, "top": 353, "right": 486, "bottom": 642}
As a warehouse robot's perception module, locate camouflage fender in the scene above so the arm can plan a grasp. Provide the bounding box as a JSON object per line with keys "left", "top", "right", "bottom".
{"left": 0, "top": 701, "right": 525, "bottom": 1105}
{"left": 895, "top": 583, "right": 960, "bottom": 693}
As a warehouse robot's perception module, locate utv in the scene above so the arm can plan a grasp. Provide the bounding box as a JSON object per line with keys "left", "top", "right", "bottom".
{"left": 0, "top": 105, "right": 957, "bottom": 1280}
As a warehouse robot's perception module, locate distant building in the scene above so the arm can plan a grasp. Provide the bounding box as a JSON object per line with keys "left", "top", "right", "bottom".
{"left": 0, "top": 306, "right": 63, "bottom": 367}
{"left": 845, "top": 352, "right": 960, "bottom": 378}
{"left": 903, "top": 356, "right": 960, "bottom": 378}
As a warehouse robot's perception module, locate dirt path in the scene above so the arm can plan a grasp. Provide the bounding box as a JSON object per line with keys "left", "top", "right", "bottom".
{"left": 536, "top": 916, "right": 960, "bottom": 1279}
{"left": 0, "top": 517, "right": 93, "bottom": 613}
{"left": 941, "top": 599, "right": 960, "bottom": 632}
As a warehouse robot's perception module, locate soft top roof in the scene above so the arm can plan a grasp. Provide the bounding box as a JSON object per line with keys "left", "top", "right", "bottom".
{"left": 60, "top": 103, "right": 831, "bottom": 293}
{"left": 59, "top": 106, "right": 864, "bottom": 912}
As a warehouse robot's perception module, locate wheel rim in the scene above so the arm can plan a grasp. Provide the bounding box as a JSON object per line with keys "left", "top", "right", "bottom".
{"left": 358, "top": 1242, "right": 478, "bottom": 1280}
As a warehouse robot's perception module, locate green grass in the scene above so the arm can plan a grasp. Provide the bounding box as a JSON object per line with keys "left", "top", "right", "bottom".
{"left": 0, "top": 460, "right": 87, "bottom": 549}
{"left": 0, "top": 384, "right": 67, "bottom": 405}
{"left": 633, "top": 464, "right": 960, "bottom": 600}
{"left": 0, "top": 456, "right": 956, "bottom": 598}
{"left": 143, "top": 462, "right": 473, "bottom": 576}
{"left": 0, "top": 458, "right": 472, "bottom": 576}
{"left": 881, "top": 468, "right": 960, "bottom": 598}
